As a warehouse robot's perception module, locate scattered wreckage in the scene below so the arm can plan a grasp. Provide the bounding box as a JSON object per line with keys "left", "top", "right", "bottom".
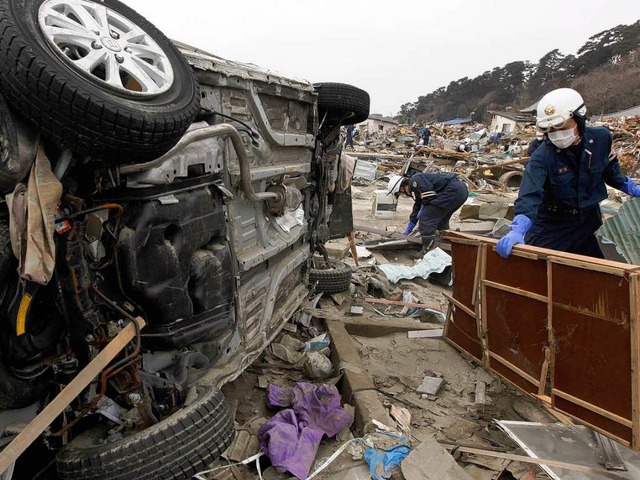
{"left": 0, "top": 0, "right": 369, "bottom": 478}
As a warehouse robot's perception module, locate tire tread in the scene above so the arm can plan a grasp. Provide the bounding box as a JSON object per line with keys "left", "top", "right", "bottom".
{"left": 56, "top": 386, "right": 235, "bottom": 480}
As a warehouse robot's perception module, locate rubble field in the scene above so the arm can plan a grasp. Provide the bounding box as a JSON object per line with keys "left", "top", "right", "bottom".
{"left": 201, "top": 116, "right": 640, "bottom": 480}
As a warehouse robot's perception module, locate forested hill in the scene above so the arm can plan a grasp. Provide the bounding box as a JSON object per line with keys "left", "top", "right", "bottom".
{"left": 398, "top": 20, "right": 640, "bottom": 123}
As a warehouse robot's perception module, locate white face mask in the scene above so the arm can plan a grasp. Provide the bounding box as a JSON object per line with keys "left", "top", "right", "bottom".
{"left": 547, "top": 127, "right": 578, "bottom": 149}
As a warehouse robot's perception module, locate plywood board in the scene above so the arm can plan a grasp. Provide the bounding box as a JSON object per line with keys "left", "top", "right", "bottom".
{"left": 485, "top": 249, "right": 548, "bottom": 297}
{"left": 447, "top": 307, "right": 483, "bottom": 362}
{"left": 446, "top": 241, "right": 483, "bottom": 362}
{"left": 450, "top": 242, "right": 478, "bottom": 309}
{"left": 485, "top": 288, "right": 547, "bottom": 394}
{"left": 443, "top": 231, "right": 640, "bottom": 450}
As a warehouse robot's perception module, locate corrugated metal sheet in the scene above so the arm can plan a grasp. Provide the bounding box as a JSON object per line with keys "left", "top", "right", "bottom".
{"left": 597, "top": 198, "right": 640, "bottom": 266}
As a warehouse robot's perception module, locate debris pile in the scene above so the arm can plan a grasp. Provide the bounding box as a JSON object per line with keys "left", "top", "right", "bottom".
{"left": 351, "top": 114, "right": 640, "bottom": 194}
{"left": 598, "top": 115, "right": 640, "bottom": 175}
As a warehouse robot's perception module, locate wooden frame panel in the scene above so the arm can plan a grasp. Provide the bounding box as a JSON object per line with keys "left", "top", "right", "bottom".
{"left": 443, "top": 231, "right": 640, "bottom": 450}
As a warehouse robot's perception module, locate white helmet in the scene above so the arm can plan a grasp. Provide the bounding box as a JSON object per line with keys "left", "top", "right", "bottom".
{"left": 387, "top": 174, "right": 406, "bottom": 196}
{"left": 536, "top": 88, "right": 587, "bottom": 131}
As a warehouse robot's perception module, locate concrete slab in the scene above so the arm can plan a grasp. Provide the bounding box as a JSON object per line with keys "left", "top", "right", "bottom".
{"left": 325, "top": 320, "right": 394, "bottom": 434}
{"left": 401, "top": 436, "right": 473, "bottom": 480}
{"left": 324, "top": 239, "right": 351, "bottom": 260}
{"left": 416, "top": 376, "right": 444, "bottom": 395}
{"left": 342, "top": 317, "right": 437, "bottom": 337}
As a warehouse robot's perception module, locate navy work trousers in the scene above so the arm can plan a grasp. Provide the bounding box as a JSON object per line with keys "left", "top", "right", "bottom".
{"left": 525, "top": 207, "right": 604, "bottom": 258}
{"left": 418, "top": 180, "right": 468, "bottom": 237}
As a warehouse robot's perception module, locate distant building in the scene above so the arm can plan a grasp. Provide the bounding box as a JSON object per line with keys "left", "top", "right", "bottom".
{"left": 520, "top": 102, "right": 538, "bottom": 115}
{"left": 359, "top": 114, "right": 399, "bottom": 135}
{"left": 488, "top": 110, "right": 535, "bottom": 134}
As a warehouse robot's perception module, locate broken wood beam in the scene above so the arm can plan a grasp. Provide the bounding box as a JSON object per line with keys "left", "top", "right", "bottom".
{"left": 353, "top": 222, "right": 422, "bottom": 244}
{"left": 348, "top": 152, "right": 409, "bottom": 160}
{"left": 364, "top": 297, "right": 444, "bottom": 312}
{"left": 0, "top": 317, "right": 146, "bottom": 476}
{"left": 467, "top": 157, "right": 529, "bottom": 176}
{"left": 442, "top": 445, "right": 627, "bottom": 480}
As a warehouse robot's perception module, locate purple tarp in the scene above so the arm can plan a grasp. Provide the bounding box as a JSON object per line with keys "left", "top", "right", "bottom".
{"left": 258, "top": 382, "right": 353, "bottom": 479}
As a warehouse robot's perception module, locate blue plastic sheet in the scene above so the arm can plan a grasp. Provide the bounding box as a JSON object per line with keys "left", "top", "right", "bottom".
{"left": 363, "top": 433, "right": 411, "bottom": 480}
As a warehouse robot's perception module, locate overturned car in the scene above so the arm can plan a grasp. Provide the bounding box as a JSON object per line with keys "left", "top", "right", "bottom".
{"left": 0, "top": 0, "right": 369, "bottom": 478}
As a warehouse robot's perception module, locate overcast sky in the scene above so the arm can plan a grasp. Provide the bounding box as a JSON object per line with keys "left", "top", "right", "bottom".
{"left": 122, "top": 0, "right": 640, "bottom": 117}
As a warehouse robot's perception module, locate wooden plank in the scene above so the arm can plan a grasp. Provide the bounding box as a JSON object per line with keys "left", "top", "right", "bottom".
{"left": 489, "top": 352, "right": 539, "bottom": 388}
{"left": 479, "top": 244, "right": 489, "bottom": 366}
{"left": 538, "top": 348, "right": 550, "bottom": 396}
{"left": 443, "top": 301, "right": 452, "bottom": 339}
{"left": 352, "top": 223, "right": 422, "bottom": 245}
{"left": 483, "top": 279, "right": 548, "bottom": 303}
{"left": 442, "top": 293, "right": 475, "bottom": 318}
{"left": 441, "top": 236, "right": 480, "bottom": 247}
{"left": 552, "top": 388, "right": 633, "bottom": 428}
{"left": 549, "top": 255, "right": 630, "bottom": 277}
{"left": 0, "top": 317, "right": 145, "bottom": 475}
{"left": 444, "top": 445, "right": 628, "bottom": 480}
{"left": 545, "top": 259, "right": 554, "bottom": 397}
{"left": 407, "top": 329, "right": 444, "bottom": 339}
{"left": 364, "top": 297, "right": 444, "bottom": 312}
{"left": 471, "top": 246, "right": 482, "bottom": 307}
{"left": 631, "top": 273, "right": 640, "bottom": 449}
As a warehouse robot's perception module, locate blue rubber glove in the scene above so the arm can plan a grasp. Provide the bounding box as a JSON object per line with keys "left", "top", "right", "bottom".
{"left": 496, "top": 214, "right": 532, "bottom": 258}
{"left": 403, "top": 221, "right": 416, "bottom": 235}
{"left": 620, "top": 177, "right": 640, "bottom": 197}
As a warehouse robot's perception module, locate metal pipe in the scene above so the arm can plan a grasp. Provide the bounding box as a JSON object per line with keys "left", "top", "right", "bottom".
{"left": 118, "top": 124, "right": 281, "bottom": 203}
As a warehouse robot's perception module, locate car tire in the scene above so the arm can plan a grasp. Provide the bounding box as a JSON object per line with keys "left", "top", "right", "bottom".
{"left": 56, "top": 385, "right": 235, "bottom": 480}
{"left": 314, "top": 82, "right": 370, "bottom": 125}
{"left": 309, "top": 258, "right": 352, "bottom": 294}
{"left": 0, "top": 0, "right": 200, "bottom": 162}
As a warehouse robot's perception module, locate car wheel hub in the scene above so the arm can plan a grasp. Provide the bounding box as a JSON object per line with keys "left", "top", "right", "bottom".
{"left": 38, "top": 0, "right": 174, "bottom": 96}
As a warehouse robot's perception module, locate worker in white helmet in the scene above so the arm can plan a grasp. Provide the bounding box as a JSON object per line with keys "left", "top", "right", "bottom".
{"left": 388, "top": 172, "right": 468, "bottom": 259}
{"left": 497, "top": 88, "right": 640, "bottom": 259}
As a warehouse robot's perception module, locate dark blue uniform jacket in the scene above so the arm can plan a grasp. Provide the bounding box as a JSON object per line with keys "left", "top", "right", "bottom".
{"left": 408, "top": 172, "right": 457, "bottom": 223}
{"left": 514, "top": 126, "right": 627, "bottom": 256}
{"left": 515, "top": 126, "right": 625, "bottom": 225}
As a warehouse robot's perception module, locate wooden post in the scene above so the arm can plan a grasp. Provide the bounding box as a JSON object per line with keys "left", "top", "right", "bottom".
{"left": 0, "top": 317, "right": 145, "bottom": 475}
{"left": 630, "top": 273, "right": 640, "bottom": 449}
{"left": 480, "top": 244, "right": 490, "bottom": 367}
{"left": 543, "top": 260, "right": 554, "bottom": 396}
{"left": 348, "top": 231, "right": 359, "bottom": 267}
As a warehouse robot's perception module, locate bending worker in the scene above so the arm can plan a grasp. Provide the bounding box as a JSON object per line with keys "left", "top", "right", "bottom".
{"left": 389, "top": 171, "right": 468, "bottom": 258}
{"left": 497, "top": 88, "right": 640, "bottom": 259}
